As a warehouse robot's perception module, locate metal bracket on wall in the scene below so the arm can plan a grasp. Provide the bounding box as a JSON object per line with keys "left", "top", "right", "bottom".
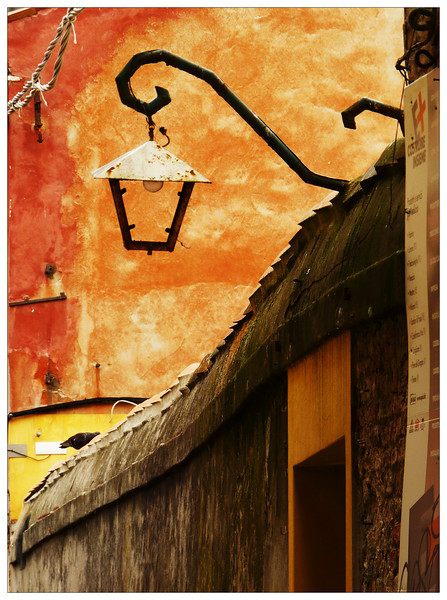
{"left": 9, "top": 292, "right": 67, "bottom": 307}
{"left": 115, "top": 49, "right": 349, "bottom": 192}
{"left": 34, "top": 91, "right": 44, "bottom": 143}
{"left": 341, "top": 97, "right": 405, "bottom": 135}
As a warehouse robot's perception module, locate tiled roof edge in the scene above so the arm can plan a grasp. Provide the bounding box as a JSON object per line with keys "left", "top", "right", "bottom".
{"left": 21, "top": 138, "right": 405, "bottom": 506}
{"left": 248, "top": 138, "right": 405, "bottom": 312}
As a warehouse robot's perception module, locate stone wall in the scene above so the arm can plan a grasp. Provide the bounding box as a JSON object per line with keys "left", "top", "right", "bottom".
{"left": 11, "top": 375, "right": 288, "bottom": 592}
{"left": 351, "top": 310, "right": 408, "bottom": 592}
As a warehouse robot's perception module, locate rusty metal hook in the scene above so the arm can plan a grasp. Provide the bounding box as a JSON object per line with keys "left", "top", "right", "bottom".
{"left": 115, "top": 49, "right": 348, "bottom": 192}
{"left": 33, "top": 91, "right": 44, "bottom": 143}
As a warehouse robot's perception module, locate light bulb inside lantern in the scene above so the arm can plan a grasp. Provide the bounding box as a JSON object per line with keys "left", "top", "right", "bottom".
{"left": 143, "top": 180, "right": 164, "bottom": 193}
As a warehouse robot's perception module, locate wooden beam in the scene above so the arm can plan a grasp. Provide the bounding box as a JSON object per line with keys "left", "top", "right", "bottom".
{"left": 287, "top": 331, "right": 352, "bottom": 592}
{"left": 8, "top": 8, "right": 40, "bottom": 23}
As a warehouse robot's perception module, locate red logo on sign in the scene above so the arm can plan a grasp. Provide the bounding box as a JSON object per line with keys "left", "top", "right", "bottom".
{"left": 412, "top": 91, "right": 426, "bottom": 138}
{"left": 417, "top": 92, "right": 426, "bottom": 133}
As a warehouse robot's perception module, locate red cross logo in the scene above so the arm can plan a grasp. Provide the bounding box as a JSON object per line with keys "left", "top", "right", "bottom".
{"left": 416, "top": 91, "right": 426, "bottom": 134}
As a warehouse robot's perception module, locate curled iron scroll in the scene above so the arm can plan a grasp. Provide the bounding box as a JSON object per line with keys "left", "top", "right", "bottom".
{"left": 395, "top": 8, "right": 439, "bottom": 80}
{"left": 114, "top": 49, "right": 348, "bottom": 192}
{"left": 408, "top": 8, "right": 438, "bottom": 70}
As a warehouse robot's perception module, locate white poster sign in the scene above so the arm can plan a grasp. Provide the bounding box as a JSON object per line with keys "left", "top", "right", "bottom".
{"left": 398, "top": 68, "right": 439, "bottom": 592}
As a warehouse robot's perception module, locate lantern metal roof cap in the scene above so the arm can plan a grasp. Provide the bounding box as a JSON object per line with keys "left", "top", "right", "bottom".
{"left": 92, "top": 140, "right": 211, "bottom": 183}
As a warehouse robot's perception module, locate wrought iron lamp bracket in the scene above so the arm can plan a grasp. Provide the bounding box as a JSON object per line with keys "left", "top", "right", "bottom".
{"left": 115, "top": 49, "right": 348, "bottom": 192}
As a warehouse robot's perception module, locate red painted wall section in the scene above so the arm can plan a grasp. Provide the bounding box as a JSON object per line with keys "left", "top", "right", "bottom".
{"left": 8, "top": 8, "right": 405, "bottom": 412}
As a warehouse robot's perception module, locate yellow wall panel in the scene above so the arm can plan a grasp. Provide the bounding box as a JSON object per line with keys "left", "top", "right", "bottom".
{"left": 8, "top": 408, "right": 128, "bottom": 521}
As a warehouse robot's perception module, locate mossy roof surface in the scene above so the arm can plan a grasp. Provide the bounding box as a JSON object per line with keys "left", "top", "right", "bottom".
{"left": 12, "top": 138, "right": 406, "bottom": 560}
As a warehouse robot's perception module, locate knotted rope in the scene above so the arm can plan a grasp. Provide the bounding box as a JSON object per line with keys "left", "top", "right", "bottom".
{"left": 8, "top": 7, "right": 84, "bottom": 114}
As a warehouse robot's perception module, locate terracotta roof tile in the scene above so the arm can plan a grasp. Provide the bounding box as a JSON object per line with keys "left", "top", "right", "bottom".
{"left": 311, "top": 191, "right": 339, "bottom": 228}
{"left": 108, "top": 418, "right": 127, "bottom": 432}
{"left": 85, "top": 432, "right": 106, "bottom": 446}
{"left": 343, "top": 176, "right": 363, "bottom": 207}
{"left": 195, "top": 353, "right": 215, "bottom": 374}
{"left": 47, "top": 459, "right": 66, "bottom": 473}
{"left": 24, "top": 456, "right": 72, "bottom": 501}
{"left": 125, "top": 396, "right": 160, "bottom": 417}
{"left": 298, "top": 209, "right": 321, "bottom": 239}
{"left": 258, "top": 266, "right": 276, "bottom": 294}
{"left": 271, "top": 246, "right": 294, "bottom": 279}
{"left": 178, "top": 363, "right": 201, "bottom": 378}
{"left": 311, "top": 190, "right": 338, "bottom": 211}
{"left": 288, "top": 226, "right": 308, "bottom": 254}
{"left": 248, "top": 283, "right": 263, "bottom": 313}
{"left": 231, "top": 308, "right": 248, "bottom": 324}
{"left": 243, "top": 303, "right": 253, "bottom": 316}
{"left": 24, "top": 481, "right": 45, "bottom": 501}
{"left": 360, "top": 164, "right": 378, "bottom": 191}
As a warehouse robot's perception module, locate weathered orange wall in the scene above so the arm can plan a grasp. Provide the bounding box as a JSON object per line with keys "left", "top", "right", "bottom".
{"left": 8, "top": 7, "right": 404, "bottom": 411}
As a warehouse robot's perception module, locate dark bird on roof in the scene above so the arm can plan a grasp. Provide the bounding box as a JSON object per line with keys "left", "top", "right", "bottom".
{"left": 59, "top": 431, "right": 100, "bottom": 450}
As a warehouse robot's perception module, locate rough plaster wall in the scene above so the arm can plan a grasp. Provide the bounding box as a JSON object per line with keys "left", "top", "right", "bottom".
{"left": 12, "top": 375, "right": 288, "bottom": 592}
{"left": 351, "top": 311, "right": 408, "bottom": 592}
{"left": 8, "top": 7, "right": 405, "bottom": 410}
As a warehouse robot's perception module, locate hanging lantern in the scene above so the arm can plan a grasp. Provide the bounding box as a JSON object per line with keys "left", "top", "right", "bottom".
{"left": 92, "top": 139, "right": 210, "bottom": 254}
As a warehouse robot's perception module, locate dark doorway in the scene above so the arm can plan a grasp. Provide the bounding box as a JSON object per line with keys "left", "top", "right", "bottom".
{"left": 292, "top": 438, "right": 346, "bottom": 592}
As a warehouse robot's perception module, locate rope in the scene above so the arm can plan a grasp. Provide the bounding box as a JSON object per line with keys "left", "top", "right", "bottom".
{"left": 8, "top": 7, "right": 84, "bottom": 115}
